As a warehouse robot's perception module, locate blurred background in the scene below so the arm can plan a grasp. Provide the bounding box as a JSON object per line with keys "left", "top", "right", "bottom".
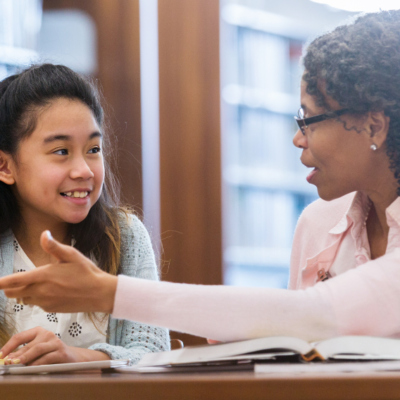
{"left": 1, "top": 0, "right": 390, "bottom": 343}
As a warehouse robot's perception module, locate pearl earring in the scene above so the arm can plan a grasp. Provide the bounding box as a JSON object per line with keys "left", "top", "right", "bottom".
{"left": 371, "top": 144, "right": 377, "bottom": 151}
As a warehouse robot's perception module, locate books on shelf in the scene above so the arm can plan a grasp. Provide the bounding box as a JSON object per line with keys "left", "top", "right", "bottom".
{"left": 137, "top": 336, "right": 400, "bottom": 369}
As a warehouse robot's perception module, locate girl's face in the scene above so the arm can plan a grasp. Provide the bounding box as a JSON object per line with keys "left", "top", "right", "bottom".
{"left": 293, "top": 79, "right": 392, "bottom": 201}
{"left": 8, "top": 98, "right": 104, "bottom": 226}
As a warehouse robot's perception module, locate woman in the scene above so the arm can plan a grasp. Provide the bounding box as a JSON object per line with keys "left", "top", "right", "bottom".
{"left": 1, "top": 10, "right": 400, "bottom": 347}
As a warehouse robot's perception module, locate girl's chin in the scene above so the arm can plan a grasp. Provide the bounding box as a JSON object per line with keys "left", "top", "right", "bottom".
{"left": 61, "top": 212, "right": 91, "bottom": 225}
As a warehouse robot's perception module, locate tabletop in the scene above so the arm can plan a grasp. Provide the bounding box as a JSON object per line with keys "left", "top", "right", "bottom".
{"left": 2, "top": 370, "right": 400, "bottom": 400}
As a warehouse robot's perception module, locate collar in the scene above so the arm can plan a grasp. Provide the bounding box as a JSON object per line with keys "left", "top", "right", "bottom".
{"left": 328, "top": 191, "right": 371, "bottom": 236}
{"left": 386, "top": 197, "right": 400, "bottom": 228}
{"left": 329, "top": 191, "right": 400, "bottom": 237}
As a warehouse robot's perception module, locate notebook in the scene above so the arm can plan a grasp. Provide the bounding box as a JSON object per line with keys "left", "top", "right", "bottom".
{"left": 0, "top": 359, "right": 129, "bottom": 375}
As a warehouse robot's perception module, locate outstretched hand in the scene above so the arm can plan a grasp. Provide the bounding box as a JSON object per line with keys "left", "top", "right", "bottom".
{"left": 0, "top": 231, "right": 117, "bottom": 314}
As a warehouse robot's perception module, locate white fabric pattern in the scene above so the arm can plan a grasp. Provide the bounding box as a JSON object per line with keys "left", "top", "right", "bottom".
{"left": 7, "top": 238, "right": 107, "bottom": 348}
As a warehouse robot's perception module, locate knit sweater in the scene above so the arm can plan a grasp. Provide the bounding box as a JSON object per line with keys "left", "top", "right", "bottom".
{"left": 0, "top": 214, "right": 170, "bottom": 365}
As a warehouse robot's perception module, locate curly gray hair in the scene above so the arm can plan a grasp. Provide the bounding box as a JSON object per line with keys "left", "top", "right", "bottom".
{"left": 303, "top": 10, "right": 400, "bottom": 193}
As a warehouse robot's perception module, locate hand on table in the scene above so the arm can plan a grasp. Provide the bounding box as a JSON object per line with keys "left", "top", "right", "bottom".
{"left": 0, "top": 327, "right": 110, "bottom": 366}
{"left": 0, "top": 231, "right": 118, "bottom": 314}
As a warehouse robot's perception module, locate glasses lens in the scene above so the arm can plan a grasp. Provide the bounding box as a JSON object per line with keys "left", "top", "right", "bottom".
{"left": 298, "top": 107, "right": 305, "bottom": 119}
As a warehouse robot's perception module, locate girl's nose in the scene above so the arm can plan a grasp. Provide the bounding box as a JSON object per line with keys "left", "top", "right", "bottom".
{"left": 70, "top": 158, "right": 94, "bottom": 180}
{"left": 293, "top": 128, "right": 308, "bottom": 149}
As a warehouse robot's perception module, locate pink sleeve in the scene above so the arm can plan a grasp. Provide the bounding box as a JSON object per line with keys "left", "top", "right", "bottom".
{"left": 112, "top": 248, "right": 400, "bottom": 342}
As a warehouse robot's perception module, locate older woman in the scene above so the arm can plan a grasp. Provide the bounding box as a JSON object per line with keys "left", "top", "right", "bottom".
{"left": 1, "top": 10, "right": 400, "bottom": 345}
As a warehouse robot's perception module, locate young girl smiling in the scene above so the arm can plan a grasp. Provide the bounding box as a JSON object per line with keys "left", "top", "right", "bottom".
{"left": 0, "top": 64, "right": 169, "bottom": 365}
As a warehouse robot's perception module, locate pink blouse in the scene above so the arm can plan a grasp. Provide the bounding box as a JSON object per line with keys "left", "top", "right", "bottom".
{"left": 113, "top": 192, "right": 400, "bottom": 342}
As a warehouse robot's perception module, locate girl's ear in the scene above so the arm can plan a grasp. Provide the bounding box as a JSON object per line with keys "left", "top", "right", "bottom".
{"left": 0, "top": 151, "right": 15, "bottom": 186}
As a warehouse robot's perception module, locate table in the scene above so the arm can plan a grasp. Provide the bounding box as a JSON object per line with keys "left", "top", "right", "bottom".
{"left": 1, "top": 370, "right": 400, "bottom": 400}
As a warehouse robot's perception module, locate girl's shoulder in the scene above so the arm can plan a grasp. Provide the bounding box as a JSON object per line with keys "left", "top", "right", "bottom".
{"left": 118, "top": 212, "right": 152, "bottom": 247}
{"left": 118, "top": 211, "right": 144, "bottom": 232}
{"left": 117, "top": 211, "right": 158, "bottom": 275}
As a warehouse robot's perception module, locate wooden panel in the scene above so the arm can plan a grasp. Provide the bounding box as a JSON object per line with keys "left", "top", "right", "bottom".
{"left": 42, "top": 0, "right": 143, "bottom": 211}
{"left": 158, "top": 0, "right": 222, "bottom": 285}
{"left": 158, "top": 0, "right": 222, "bottom": 347}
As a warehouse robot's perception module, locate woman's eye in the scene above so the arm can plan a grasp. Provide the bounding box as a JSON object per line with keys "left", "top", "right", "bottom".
{"left": 88, "top": 146, "right": 101, "bottom": 154}
{"left": 54, "top": 149, "right": 68, "bottom": 155}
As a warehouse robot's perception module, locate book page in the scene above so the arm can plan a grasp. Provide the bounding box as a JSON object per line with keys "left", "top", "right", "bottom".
{"left": 315, "top": 336, "right": 400, "bottom": 360}
{"left": 139, "top": 336, "right": 312, "bottom": 367}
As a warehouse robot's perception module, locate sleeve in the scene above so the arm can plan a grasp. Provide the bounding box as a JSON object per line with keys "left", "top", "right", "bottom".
{"left": 112, "top": 248, "right": 400, "bottom": 343}
{"left": 89, "top": 214, "right": 170, "bottom": 364}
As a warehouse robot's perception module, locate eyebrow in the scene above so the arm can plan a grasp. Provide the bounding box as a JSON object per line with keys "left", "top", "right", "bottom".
{"left": 43, "top": 131, "right": 102, "bottom": 144}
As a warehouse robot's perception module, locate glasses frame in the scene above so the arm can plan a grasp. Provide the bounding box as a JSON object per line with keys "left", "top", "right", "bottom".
{"left": 294, "top": 108, "right": 351, "bottom": 135}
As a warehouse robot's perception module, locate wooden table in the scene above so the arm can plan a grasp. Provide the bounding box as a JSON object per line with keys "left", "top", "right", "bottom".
{"left": 2, "top": 370, "right": 400, "bottom": 400}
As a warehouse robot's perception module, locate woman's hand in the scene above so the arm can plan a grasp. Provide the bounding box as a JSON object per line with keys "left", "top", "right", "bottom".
{"left": 0, "top": 231, "right": 118, "bottom": 314}
{"left": 0, "top": 327, "right": 110, "bottom": 366}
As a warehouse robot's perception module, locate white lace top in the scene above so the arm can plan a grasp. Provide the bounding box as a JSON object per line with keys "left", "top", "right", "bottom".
{"left": 7, "top": 238, "right": 107, "bottom": 348}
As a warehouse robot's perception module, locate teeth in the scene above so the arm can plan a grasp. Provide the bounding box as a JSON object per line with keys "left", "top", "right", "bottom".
{"left": 63, "top": 191, "right": 89, "bottom": 198}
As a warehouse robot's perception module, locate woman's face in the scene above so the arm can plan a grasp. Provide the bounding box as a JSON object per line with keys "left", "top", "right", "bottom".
{"left": 293, "top": 79, "right": 389, "bottom": 201}
{"left": 7, "top": 98, "right": 104, "bottom": 226}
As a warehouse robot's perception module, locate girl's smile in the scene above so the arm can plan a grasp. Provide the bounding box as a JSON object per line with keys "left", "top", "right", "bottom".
{"left": 60, "top": 188, "right": 92, "bottom": 204}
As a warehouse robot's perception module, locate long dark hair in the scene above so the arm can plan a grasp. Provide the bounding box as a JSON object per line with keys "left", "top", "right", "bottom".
{"left": 303, "top": 10, "right": 400, "bottom": 194}
{"left": 0, "top": 63, "right": 125, "bottom": 276}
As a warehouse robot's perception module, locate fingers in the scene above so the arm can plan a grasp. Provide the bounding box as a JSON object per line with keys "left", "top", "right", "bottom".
{"left": 40, "top": 230, "right": 82, "bottom": 263}
{"left": 13, "top": 341, "right": 57, "bottom": 366}
{"left": 1, "top": 328, "right": 40, "bottom": 357}
{"left": 0, "top": 269, "right": 43, "bottom": 291}
{"left": 2, "top": 328, "right": 65, "bottom": 366}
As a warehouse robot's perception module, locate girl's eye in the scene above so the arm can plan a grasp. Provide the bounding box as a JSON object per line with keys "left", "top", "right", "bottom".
{"left": 54, "top": 149, "right": 68, "bottom": 156}
{"left": 88, "top": 146, "right": 101, "bottom": 154}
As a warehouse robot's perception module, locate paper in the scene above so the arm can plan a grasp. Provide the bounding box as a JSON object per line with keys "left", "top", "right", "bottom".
{"left": 0, "top": 359, "right": 129, "bottom": 375}
{"left": 255, "top": 361, "right": 400, "bottom": 374}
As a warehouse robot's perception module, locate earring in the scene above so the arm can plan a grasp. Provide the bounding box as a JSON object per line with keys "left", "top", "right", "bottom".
{"left": 371, "top": 144, "right": 377, "bottom": 151}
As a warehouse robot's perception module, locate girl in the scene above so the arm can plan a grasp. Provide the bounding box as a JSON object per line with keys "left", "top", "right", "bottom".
{"left": 2, "top": 10, "right": 400, "bottom": 345}
{"left": 0, "top": 64, "right": 169, "bottom": 365}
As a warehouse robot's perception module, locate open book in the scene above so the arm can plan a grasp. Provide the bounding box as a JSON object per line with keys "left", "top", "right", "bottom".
{"left": 137, "top": 336, "right": 400, "bottom": 368}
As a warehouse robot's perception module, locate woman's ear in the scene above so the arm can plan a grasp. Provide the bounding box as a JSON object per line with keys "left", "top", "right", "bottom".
{"left": 368, "top": 111, "right": 390, "bottom": 149}
{"left": 0, "top": 151, "right": 15, "bottom": 185}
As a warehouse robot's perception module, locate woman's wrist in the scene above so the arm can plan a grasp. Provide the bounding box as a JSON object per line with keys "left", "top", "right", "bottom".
{"left": 98, "top": 274, "right": 118, "bottom": 314}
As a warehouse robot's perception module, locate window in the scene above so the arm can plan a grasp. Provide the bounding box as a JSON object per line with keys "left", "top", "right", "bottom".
{"left": 221, "top": 4, "right": 318, "bottom": 288}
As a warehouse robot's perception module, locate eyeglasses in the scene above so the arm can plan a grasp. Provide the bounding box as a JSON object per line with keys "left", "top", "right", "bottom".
{"left": 294, "top": 108, "right": 351, "bottom": 135}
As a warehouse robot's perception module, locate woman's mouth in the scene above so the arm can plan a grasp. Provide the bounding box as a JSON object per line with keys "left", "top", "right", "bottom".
{"left": 306, "top": 168, "right": 318, "bottom": 183}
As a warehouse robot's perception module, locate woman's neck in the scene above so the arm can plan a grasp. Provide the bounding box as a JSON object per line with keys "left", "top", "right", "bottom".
{"left": 366, "top": 187, "right": 398, "bottom": 259}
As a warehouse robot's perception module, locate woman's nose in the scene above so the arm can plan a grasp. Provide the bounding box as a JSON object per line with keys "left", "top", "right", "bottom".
{"left": 70, "top": 158, "right": 94, "bottom": 180}
{"left": 293, "top": 128, "right": 308, "bottom": 149}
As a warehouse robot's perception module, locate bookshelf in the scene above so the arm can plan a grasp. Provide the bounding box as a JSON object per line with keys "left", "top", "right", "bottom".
{"left": 0, "top": 0, "right": 41, "bottom": 79}
{"left": 221, "top": 3, "right": 319, "bottom": 288}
